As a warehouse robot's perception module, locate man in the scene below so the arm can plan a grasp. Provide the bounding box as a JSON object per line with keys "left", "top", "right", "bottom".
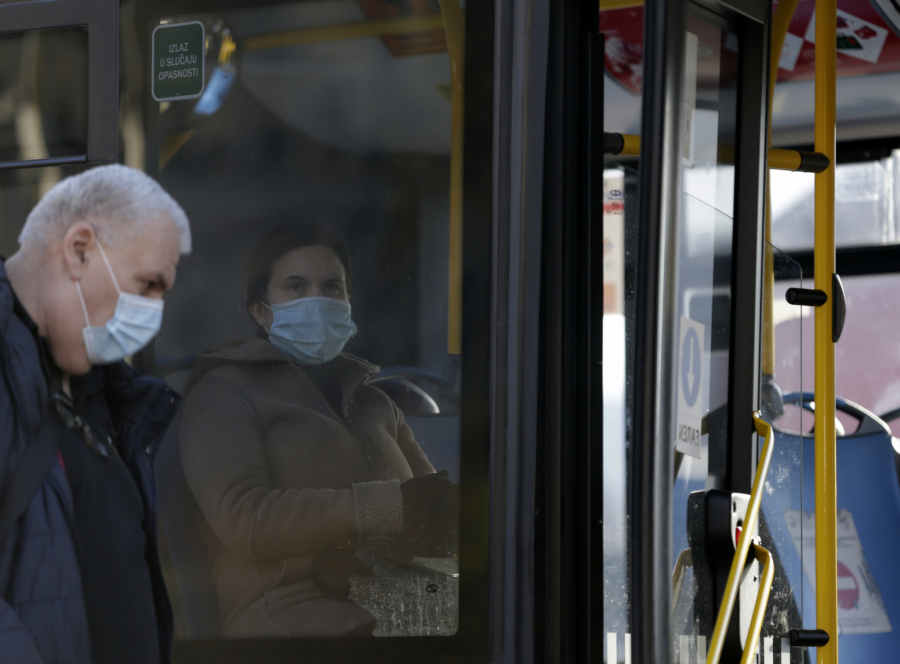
{"left": 0, "top": 165, "right": 191, "bottom": 663}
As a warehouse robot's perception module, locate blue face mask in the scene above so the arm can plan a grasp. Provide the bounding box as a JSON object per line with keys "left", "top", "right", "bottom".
{"left": 76, "top": 241, "right": 164, "bottom": 365}
{"left": 265, "top": 296, "right": 357, "bottom": 365}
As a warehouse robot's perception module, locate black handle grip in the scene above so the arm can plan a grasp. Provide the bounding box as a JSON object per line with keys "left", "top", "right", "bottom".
{"left": 789, "top": 629, "right": 829, "bottom": 647}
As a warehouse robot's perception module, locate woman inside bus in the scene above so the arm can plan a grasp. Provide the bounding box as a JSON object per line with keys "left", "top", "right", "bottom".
{"left": 178, "top": 222, "right": 457, "bottom": 637}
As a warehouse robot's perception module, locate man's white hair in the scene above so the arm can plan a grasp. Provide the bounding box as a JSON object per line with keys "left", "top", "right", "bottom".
{"left": 18, "top": 164, "right": 191, "bottom": 254}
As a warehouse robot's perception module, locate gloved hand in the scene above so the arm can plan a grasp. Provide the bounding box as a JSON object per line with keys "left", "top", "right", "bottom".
{"left": 400, "top": 470, "right": 460, "bottom": 541}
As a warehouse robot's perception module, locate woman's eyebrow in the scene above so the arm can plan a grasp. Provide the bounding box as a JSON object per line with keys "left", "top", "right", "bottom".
{"left": 281, "top": 275, "right": 311, "bottom": 282}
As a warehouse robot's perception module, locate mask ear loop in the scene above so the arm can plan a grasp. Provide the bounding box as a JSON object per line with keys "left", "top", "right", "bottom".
{"left": 75, "top": 281, "right": 91, "bottom": 327}
{"left": 95, "top": 240, "right": 122, "bottom": 295}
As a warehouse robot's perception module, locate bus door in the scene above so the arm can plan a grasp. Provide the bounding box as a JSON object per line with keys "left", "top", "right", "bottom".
{"left": 599, "top": 1, "right": 813, "bottom": 662}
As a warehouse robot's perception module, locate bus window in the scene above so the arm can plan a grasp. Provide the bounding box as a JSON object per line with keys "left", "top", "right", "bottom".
{"left": 0, "top": 27, "right": 88, "bottom": 167}
{"left": 770, "top": 151, "right": 900, "bottom": 252}
{"left": 137, "top": 1, "right": 480, "bottom": 652}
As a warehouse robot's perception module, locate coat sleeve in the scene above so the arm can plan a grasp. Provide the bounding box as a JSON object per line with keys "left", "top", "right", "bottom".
{"left": 179, "top": 376, "right": 360, "bottom": 561}
{"left": 0, "top": 600, "right": 45, "bottom": 663}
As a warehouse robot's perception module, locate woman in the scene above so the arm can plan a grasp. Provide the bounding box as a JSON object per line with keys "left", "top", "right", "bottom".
{"left": 179, "top": 223, "right": 456, "bottom": 637}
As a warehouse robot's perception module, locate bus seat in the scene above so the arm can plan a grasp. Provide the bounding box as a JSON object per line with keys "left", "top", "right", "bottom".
{"left": 156, "top": 421, "right": 222, "bottom": 638}
{"left": 764, "top": 393, "right": 900, "bottom": 662}
{"left": 404, "top": 415, "right": 461, "bottom": 483}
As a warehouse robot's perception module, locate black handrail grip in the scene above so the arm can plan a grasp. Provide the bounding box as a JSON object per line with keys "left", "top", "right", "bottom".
{"left": 796, "top": 151, "right": 830, "bottom": 173}
{"left": 785, "top": 287, "right": 827, "bottom": 307}
{"left": 603, "top": 131, "right": 624, "bottom": 155}
{"left": 789, "top": 629, "right": 830, "bottom": 647}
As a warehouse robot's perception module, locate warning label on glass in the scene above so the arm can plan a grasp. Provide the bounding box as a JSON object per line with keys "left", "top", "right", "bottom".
{"left": 785, "top": 509, "right": 892, "bottom": 634}
{"left": 674, "top": 316, "right": 705, "bottom": 460}
{"left": 152, "top": 21, "right": 205, "bottom": 102}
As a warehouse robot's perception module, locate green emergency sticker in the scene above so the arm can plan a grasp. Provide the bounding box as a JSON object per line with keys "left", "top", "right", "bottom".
{"left": 152, "top": 21, "right": 205, "bottom": 102}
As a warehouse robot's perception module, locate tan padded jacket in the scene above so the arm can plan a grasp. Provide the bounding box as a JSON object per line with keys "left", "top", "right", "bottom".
{"left": 178, "top": 339, "right": 434, "bottom": 637}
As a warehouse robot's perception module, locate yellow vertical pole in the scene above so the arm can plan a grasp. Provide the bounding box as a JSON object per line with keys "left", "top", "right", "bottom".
{"left": 814, "top": 1, "right": 838, "bottom": 661}
{"left": 439, "top": 0, "right": 465, "bottom": 356}
{"left": 764, "top": 0, "right": 800, "bottom": 378}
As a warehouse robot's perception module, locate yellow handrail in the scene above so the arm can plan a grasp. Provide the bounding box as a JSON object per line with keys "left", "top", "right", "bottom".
{"left": 605, "top": 133, "right": 828, "bottom": 173}
{"left": 706, "top": 413, "right": 775, "bottom": 664}
{"left": 764, "top": 0, "right": 801, "bottom": 378}
{"left": 599, "top": 0, "right": 644, "bottom": 10}
{"left": 739, "top": 543, "right": 775, "bottom": 664}
{"left": 814, "top": 1, "right": 839, "bottom": 662}
{"left": 438, "top": 0, "right": 465, "bottom": 356}
{"left": 672, "top": 548, "right": 693, "bottom": 609}
{"left": 242, "top": 14, "right": 447, "bottom": 51}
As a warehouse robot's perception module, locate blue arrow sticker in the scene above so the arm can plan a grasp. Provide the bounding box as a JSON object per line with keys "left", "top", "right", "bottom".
{"left": 681, "top": 327, "right": 701, "bottom": 408}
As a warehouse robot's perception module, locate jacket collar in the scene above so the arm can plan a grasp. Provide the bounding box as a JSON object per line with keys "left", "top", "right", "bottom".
{"left": 196, "top": 338, "right": 379, "bottom": 409}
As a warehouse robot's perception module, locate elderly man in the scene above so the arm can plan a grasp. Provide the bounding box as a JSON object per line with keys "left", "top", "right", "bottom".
{"left": 0, "top": 165, "right": 191, "bottom": 664}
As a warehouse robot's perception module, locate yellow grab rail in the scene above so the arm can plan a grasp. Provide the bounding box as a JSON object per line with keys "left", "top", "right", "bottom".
{"left": 242, "top": 14, "right": 447, "bottom": 51}
{"left": 603, "top": 133, "right": 828, "bottom": 173}
{"left": 739, "top": 543, "right": 775, "bottom": 664}
{"left": 814, "top": 1, "right": 839, "bottom": 661}
{"left": 706, "top": 413, "right": 775, "bottom": 664}
{"left": 672, "top": 548, "right": 693, "bottom": 610}
{"left": 438, "top": 0, "right": 465, "bottom": 356}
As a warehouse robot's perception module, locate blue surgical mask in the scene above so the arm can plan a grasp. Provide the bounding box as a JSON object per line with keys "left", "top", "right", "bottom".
{"left": 265, "top": 296, "right": 357, "bottom": 365}
{"left": 76, "top": 241, "right": 164, "bottom": 365}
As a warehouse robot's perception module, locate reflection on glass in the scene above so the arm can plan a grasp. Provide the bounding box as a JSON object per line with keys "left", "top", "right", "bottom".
{"left": 0, "top": 27, "right": 87, "bottom": 163}
{"left": 150, "top": 1, "right": 463, "bottom": 640}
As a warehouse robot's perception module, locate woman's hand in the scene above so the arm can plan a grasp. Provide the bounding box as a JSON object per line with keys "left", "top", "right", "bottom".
{"left": 400, "top": 471, "right": 459, "bottom": 543}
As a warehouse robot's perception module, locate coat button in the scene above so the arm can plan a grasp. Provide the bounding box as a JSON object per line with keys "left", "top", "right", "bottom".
{"left": 169, "top": 397, "right": 176, "bottom": 404}
{"left": 146, "top": 446, "right": 153, "bottom": 456}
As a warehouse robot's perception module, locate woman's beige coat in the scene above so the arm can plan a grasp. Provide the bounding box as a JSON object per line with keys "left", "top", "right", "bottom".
{"left": 179, "top": 339, "right": 434, "bottom": 637}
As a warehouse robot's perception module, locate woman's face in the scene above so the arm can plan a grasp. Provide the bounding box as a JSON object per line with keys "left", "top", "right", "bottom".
{"left": 249, "top": 244, "right": 348, "bottom": 330}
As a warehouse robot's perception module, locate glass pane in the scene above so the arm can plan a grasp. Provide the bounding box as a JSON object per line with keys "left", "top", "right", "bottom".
{"left": 671, "top": 12, "right": 739, "bottom": 661}
{"left": 768, "top": 270, "right": 900, "bottom": 662}
{"left": 0, "top": 27, "right": 87, "bottom": 163}
{"left": 602, "top": 159, "right": 638, "bottom": 662}
{"left": 759, "top": 245, "right": 808, "bottom": 658}
{"left": 148, "top": 1, "right": 465, "bottom": 640}
{"left": 770, "top": 152, "right": 900, "bottom": 252}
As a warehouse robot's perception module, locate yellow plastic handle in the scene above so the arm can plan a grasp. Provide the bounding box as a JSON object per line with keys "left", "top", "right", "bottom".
{"left": 672, "top": 548, "right": 693, "bottom": 610}
{"left": 739, "top": 543, "right": 775, "bottom": 664}
{"left": 706, "top": 413, "right": 774, "bottom": 664}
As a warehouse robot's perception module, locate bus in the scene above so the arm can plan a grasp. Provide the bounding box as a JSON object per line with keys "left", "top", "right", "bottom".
{"left": 0, "top": 0, "right": 898, "bottom": 662}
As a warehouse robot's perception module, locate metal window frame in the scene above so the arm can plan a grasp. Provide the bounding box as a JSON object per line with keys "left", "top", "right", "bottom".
{"left": 629, "top": 0, "right": 687, "bottom": 661}
{"left": 0, "top": 0, "right": 118, "bottom": 168}
{"left": 539, "top": 1, "right": 604, "bottom": 663}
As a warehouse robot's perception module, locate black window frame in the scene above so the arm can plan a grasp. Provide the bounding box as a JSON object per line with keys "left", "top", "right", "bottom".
{"left": 0, "top": 0, "right": 118, "bottom": 168}
{"left": 131, "top": 1, "right": 499, "bottom": 662}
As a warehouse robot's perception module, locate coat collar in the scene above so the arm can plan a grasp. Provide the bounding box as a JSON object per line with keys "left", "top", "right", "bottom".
{"left": 196, "top": 338, "right": 379, "bottom": 410}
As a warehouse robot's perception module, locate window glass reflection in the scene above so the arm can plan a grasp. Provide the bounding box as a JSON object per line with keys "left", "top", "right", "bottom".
{"left": 0, "top": 27, "right": 87, "bottom": 164}
{"left": 150, "top": 1, "right": 463, "bottom": 640}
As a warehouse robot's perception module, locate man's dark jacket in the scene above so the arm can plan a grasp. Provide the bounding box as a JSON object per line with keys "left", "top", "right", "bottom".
{"left": 0, "top": 261, "right": 179, "bottom": 663}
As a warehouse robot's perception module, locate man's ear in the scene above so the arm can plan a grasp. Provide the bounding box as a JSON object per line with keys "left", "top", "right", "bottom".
{"left": 62, "top": 222, "right": 97, "bottom": 281}
{"left": 248, "top": 300, "right": 272, "bottom": 330}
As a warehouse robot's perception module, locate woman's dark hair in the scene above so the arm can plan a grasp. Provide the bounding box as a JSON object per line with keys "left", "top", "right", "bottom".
{"left": 245, "top": 222, "right": 353, "bottom": 309}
